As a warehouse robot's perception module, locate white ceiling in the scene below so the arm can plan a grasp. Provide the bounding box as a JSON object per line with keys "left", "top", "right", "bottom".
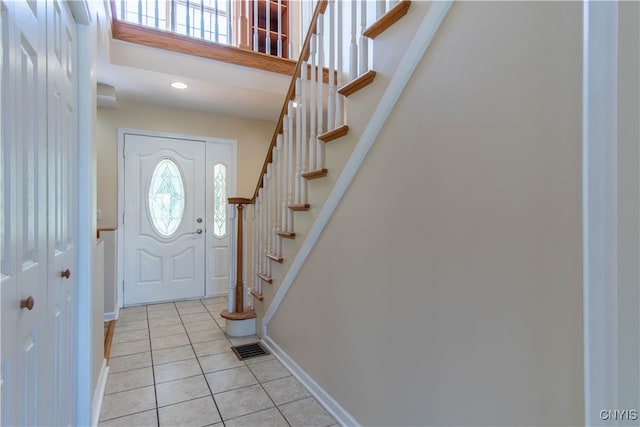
{"left": 96, "top": 28, "right": 291, "bottom": 122}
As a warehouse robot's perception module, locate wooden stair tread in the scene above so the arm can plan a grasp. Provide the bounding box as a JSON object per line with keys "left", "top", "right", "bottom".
{"left": 258, "top": 273, "right": 273, "bottom": 284}
{"left": 363, "top": 1, "right": 411, "bottom": 39}
{"left": 250, "top": 290, "right": 264, "bottom": 301}
{"left": 288, "top": 204, "right": 310, "bottom": 211}
{"left": 220, "top": 309, "right": 257, "bottom": 320}
{"left": 276, "top": 231, "right": 296, "bottom": 238}
{"left": 338, "top": 71, "right": 376, "bottom": 97}
{"left": 267, "top": 253, "right": 284, "bottom": 263}
{"left": 301, "top": 168, "right": 328, "bottom": 179}
{"left": 318, "top": 125, "right": 349, "bottom": 143}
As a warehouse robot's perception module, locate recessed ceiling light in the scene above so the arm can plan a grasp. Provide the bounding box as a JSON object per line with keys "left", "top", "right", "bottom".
{"left": 171, "top": 81, "right": 188, "bottom": 89}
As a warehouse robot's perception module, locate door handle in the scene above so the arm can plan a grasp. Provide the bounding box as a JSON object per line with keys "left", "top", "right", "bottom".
{"left": 20, "top": 296, "right": 35, "bottom": 311}
{"left": 61, "top": 269, "right": 71, "bottom": 279}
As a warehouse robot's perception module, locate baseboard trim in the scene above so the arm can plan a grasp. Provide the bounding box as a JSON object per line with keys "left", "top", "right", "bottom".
{"left": 91, "top": 359, "right": 109, "bottom": 427}
{"left": 262, "top": 335, "right": 360, "bottom": 427}
{"left": 103, "top": 305, "right": 120, "bottom": 321}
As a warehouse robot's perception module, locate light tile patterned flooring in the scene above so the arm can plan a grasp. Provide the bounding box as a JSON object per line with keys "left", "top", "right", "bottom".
{"left": 99, "top": 297, "right": 337, "bottom": 427}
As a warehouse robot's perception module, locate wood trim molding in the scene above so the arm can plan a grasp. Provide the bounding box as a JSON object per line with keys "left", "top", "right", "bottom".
{"left": 228, "top": 197, "right": 253, "bottom": 205}
{"left": 111, "top": 20, "right": 298, "bottom": 76}
{"left": 288, "top": 204, "right": 310, "bottom": 211}
{"left": 276, "top": 231, "right": 296, "bottom": 238}
{"left": 338, "top": 71, "right": 377, "bottom": 97}
{"left": 301, "top": 169, "right": 328, "bottom": 180}
{"left": 363, "top": 1, "right": 412, "bottom": 39}
{"left": 250, "top": 290, "right": 264, "bottom": 301}
{"left": 318, "top": 125, "right": 349, "bottom": 143}
{"left": 267, "top": 253, "right": 284, "bottom": 263}
{"left": 220, "top": 309, "right": 257, "bottom": 320}
{"left": 258, "top": 273, "right": 273, "bottom": 284}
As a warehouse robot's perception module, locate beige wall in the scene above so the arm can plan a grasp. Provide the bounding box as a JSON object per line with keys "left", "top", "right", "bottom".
{"left": 96, "top": 101, "right": 274, "bottom": 227}
{"left": 617, "top": 0, "right": 640, "bottom": 411}
{"left": 268, "top": 2, "right": 583, "bottom": 425}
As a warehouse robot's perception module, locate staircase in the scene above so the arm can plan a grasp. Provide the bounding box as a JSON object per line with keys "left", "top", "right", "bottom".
{"left": 221, "top": 0, "right": 422, "bottom": 335}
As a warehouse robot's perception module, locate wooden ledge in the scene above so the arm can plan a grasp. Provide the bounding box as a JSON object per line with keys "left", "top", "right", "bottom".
{"left": 250, "top": 290, "right": 264, "bottom": 301}
{"left": 318, "top": 125, "right": 349, "bottom": 143}
{"left": 338, "top": 71, "right": 377, "bottom": 97}
{"left": 228, "top": 197, "right": 253, "bottom": 205}
{"left": 276, "top": 231, "right": 296, "bottom": 238}
{"left": 301, "top": 169, "right": 328, "bottom": 180}
{"left": 220, "top": 309, "right": 257, "bottom": 320}
{"left": 363, "top": 1, "right": 412, "bottom": 39}
{"left": 288, "top": 204, "right": 311, "bottom": 211}
{"left": 267, "top": 253, "right": 284, "bottom": 263}
{"left": 258, "top": 273, "right": 273, "bottom": 284}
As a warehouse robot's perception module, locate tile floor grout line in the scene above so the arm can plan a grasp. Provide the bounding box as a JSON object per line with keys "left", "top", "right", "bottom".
{"left": 180, "top": 298, "right": 226, "bottom": 426}
{"left": 147, "top": 304, "right": 162, "bottom": 427}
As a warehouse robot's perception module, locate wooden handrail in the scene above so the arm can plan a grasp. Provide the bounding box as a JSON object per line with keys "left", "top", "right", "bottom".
{"left": 249, "top": 0, "right": 329, "bottom": 202}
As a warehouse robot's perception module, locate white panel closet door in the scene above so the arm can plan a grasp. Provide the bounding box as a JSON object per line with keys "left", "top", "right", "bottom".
{"left": 124, "top": 134, "right": 207, "bottom": 305}
{"left": 47, "top": 0, "right": 78, "bottom": 423}
{"left": 0, "top": 0, "right": 49, "bottom": 425}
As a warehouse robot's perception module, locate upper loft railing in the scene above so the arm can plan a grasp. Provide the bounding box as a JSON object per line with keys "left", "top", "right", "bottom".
{"left": 110, "top": 0, "right": 320, "bottom": 72}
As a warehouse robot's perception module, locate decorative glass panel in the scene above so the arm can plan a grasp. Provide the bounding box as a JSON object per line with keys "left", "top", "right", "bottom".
{"left": 148, "top": 158, "right": 185, "bottom": 237}
{"left": 213, "top": 163, "right": 226, "bottom": 237}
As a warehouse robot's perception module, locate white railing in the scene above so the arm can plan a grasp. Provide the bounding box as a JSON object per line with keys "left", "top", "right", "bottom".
{"left": 226, "top": 0, "right": 400, "bottom": 315}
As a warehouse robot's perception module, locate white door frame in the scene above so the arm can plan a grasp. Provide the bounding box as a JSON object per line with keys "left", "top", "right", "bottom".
{"left": 117, "top": 128, "right": 237, "bottom": 308}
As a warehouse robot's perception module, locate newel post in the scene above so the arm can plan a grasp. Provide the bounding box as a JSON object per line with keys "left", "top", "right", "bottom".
{"left": 221, "top": 198, "right": 257, "bottom": 337}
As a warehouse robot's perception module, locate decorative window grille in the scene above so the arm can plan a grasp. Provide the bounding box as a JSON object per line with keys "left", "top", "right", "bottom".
{"left": 148, "top": 158, "right": 185, "bottom": 237}
{"left": 213, "top": 163, "right": 227, "bottom": 237}
{"left": 116, "top": 0, "right": 231, "bottom": 44}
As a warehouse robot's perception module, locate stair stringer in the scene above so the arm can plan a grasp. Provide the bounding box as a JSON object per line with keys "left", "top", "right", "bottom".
{"left": 259, "top": 2, "right": 454, "bottom": 425}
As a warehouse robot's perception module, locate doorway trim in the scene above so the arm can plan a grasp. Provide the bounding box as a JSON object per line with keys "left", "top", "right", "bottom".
{"left": 117, "top": 128, "right": 237, "bottom": 308}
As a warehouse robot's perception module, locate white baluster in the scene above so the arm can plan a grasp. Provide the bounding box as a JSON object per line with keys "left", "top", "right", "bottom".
{"left": 336, "top": 0, "right": 344, "bottom": 126}
{"left": 274, "top": 139, "right": 282, "bottom": 256}
{"left": 300, "top": 63, "right": 308, "bottom": 204}
{"left": 316, "top": 12, "right": 325, "bottom": 170}
{"left": 287, "top": 101, "right": 294, "bottom": 231}
{"left": 265, "top": 164, "right": 272, "bottom": 277}
{"left": 252, "top": 197, "right": 262, "bottom": 293}
{"left": 376, "top": 0, "right": 386, "bottom": 20}
{"left": 265, "top": 0, "right": 271, "bottom": 55}
{"left": 294, "top": 79, "right": 302, "bottom": 205}
{"left": 251, "top": 203, "right": 257, "bottom": 297}
{"left": 350, "top": 0, "right": 358, "bottom": 80}
{"left": 309, "top": 34, "right": 317, "bottom": 172}
{"left": 359, "top": 0, "right": 368, "bottom": 75}
{"left": 277, "top": 0, "right": 283, "bottom": 57}
{"left": 281, "top": 127, "right": 288, "bottom": 234}
{"left": 389, "top": 0, "right": 398, "bottom": 7}
{"left": 253, "top": 0, "right": 259, "bottom": 52}
{"left": 327, "top": 0, "right": 336, "bottom": 130}
{"left": 243, "top": 205, "right": 249, "bottom": 309}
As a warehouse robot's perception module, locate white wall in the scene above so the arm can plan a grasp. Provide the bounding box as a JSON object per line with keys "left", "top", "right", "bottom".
{"left": 268, "top": 2, "right": 584, "bottom": 425}
{"left": 96, "top": 101, "right": 274, "bottom": 228}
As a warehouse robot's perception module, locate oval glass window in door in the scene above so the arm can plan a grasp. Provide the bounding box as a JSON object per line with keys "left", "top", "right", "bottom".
{"left": 148, "top": 158, "right": 185, "bottom": 237}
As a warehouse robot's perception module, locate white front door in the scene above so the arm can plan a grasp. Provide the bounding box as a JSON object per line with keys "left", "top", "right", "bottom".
{"left": 124, "top": 133, "right": 207, "bottom": 305}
